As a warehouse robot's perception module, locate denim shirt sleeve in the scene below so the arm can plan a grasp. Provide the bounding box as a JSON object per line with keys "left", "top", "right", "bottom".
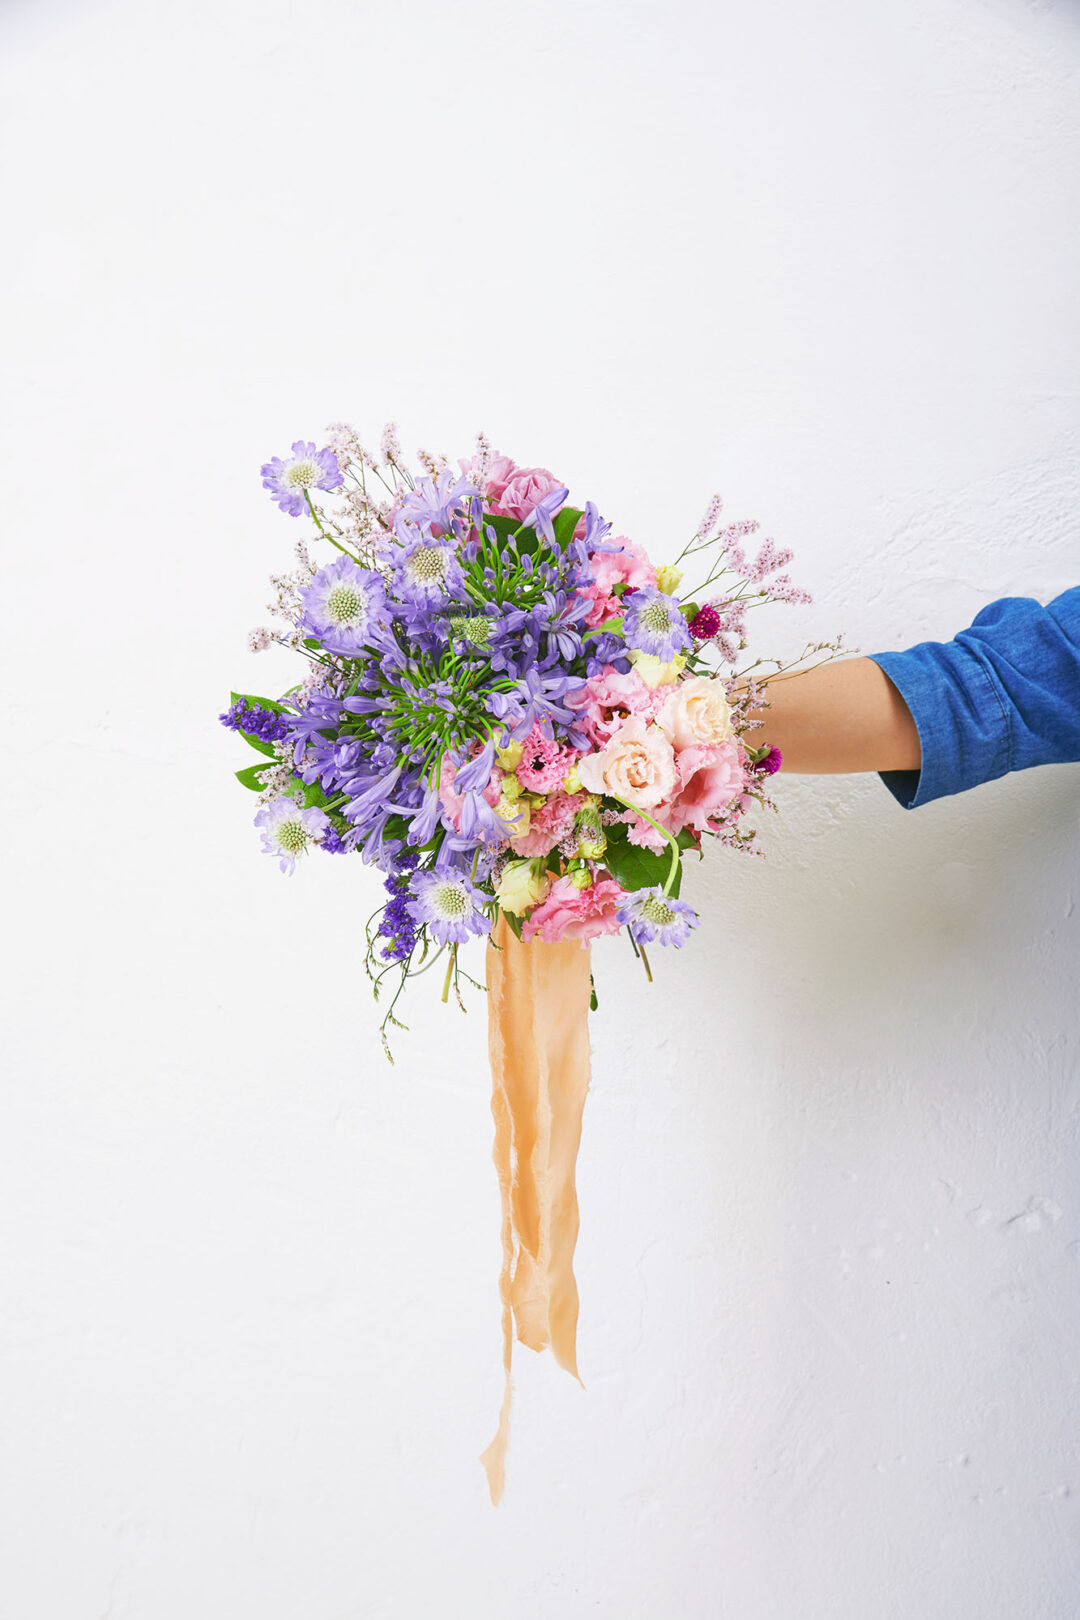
{"left": 868, "top": 588, "right": 1080, "bottom": 808}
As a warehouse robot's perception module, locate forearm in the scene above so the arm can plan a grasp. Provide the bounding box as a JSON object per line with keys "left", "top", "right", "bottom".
{"left": 745, "top": 657, "right": 921, "bottom": 774}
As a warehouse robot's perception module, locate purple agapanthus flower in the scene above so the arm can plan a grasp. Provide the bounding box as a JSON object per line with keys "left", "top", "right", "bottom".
{"left": 520, "top": 484, "right": 569, "bottom": 545}
{"left": 299, "top": 556, "right": 386, "bottom": 656}
{"left": 406, "top": 868, "right": 493, "bottom": 945}
{"left": 621, "top": 586, "right": 693, "bottom": 661}
{"left": 261, "top": 441, "right": 344, "bottom": 517}
{"left": 616, "top": 886, "right": 699, "bottom": 947}
{"left": 254, "top": 796, "right": 332, "bottom": 874}
{"left": 397, "top": 471, "right": 479, "bottom": 538}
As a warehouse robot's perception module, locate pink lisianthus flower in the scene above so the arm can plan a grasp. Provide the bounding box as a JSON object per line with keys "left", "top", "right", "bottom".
{"left": 566, "top": 665, "right": 668, "bottom": 748}
{"left": 664, "top": 739, "right": 746, "bottom": 834}
{"left": 618, "top": 808, "right": 671, "bottom": 852}
{"left": 438, "top": 754, "right": 503, "bottom": 832}
{"left": 487, "top": 461, "right": 564, "bottom": 523}
{"left": 522, "top": 874, "right": 626, "bottom": 946}
{"left": 578, "top": 537, "right": 658, "bottom": 628}
{"left": 509, "top": 789, "right": 578, "bottom": 857}
{"left": 515, "top": 723, "right": 580, "bottom": 794}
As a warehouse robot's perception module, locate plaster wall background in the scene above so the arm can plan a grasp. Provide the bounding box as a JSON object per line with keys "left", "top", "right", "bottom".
{"left": 2, "top": 0, "right": 1079, "bottom": 1616}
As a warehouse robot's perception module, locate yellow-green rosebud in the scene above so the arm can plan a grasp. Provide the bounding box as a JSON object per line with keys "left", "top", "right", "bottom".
{"left": 567, "top": 862, "right": 593, "bottom": 890}
{"left": 656, "top": 563, "right": 684, "bottom": 595}
{"left": 495, "top": 739, "right": 523, "bottom": 771}
{"left": 563, "top": 764, "right": 582, "bottom": 794}
{"left": 628, "top": 648, "right": 687, "bottom": 688}
{"left": 495, "top": 858, "right": 550, "bottom": 916}
{"left": 500, "top": 773, "right": 523, "bottom": 800}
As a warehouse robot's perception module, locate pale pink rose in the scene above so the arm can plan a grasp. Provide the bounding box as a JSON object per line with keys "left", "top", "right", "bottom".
{"left": 665, "top": 740, "right": 746, "bottom": 833}
{"left": 658, "top": 675, "right": 734, "bottom": 751}
{"left": 509, "top": 790, "right": 578, "bottom": 857}
{"left": 566, "top": 665, "right": 668, "bottom": 748}
{"left": 487, "top": 463, "right": 564, "bottom": 523}
{"left": 522, "top": 875, "right": 626, "bottom": 946}
{"left": 576, "top": 715, "right": 677, "bottom": 811}
{"left": 438, "top": 754, "right": 502, "bottom": 832}
{"left": 577, "top": 537, "right": 658, "bottom": 628}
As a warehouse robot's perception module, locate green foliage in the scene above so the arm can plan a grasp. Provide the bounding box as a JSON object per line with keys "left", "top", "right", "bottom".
{"left": 552, "top": 506, "right": 584, "bottom": 548}
{"left": 601, "top": 822, "right": 683, "bottom": 898}
{"left": 235, "top": 762, "right": 272, "bottom": 791}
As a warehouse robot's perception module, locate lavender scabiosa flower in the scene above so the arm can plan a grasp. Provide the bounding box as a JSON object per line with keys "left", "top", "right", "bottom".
{"left": 406, "top": 869, "right": 492, "bottom": 946}
{"left": 255, "top": 796, "right": 332, "bottom": 874}
{"left": 616, "top": 886, "right": 699, "bottom": 947}
{"left": 622, "top": 587, "right": 693, "bottom": 662}
{"left": 299, "top": 555, "right": 386, "bottom": 656}
{"left": 389, "top": 527, "right": 463, "bottom": 602}
{"left": 261, "top": 441, "right": 344, "bottom": 517}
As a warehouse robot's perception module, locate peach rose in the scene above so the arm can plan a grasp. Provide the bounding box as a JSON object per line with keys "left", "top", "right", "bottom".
{"left": 658, "top": 675, "right": 733, "bottom": 751}
{"left": 576, "top": 715, "right": 676, "bottom": 810}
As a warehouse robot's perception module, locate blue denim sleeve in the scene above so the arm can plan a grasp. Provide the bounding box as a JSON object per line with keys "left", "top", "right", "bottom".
{"left": 868, "top": 588, "right": 1080, "bottom": 808}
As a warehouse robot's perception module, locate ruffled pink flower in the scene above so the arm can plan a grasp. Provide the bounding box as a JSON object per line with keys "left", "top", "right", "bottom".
{"left": 665, "top": 740, "right": 746, "bottom": 834}
{"left": 566, "top": 665, "right": 668, "bottom": 748}
{"left": 438, "top": 754, "right": 503, "bottom": 832}
{"left": 576, "top": 714, "right": 677, "bottom": 811}
{"left": 522, "top": 874, "right": 626, "bottom": 946}
{"left": 509, "top": 790, "right": 578, "bottom": 857}
{"left": 618, "top": 808, "right": 670, "bottom": 852}
{"left": 578, "top": 538, "right": 658, "bottom": 628}
{"left": 487, "top": 462, "right": 564, "bottom": 523}
{"left": 515, "top": 723, "right": 579, "bottom": 794}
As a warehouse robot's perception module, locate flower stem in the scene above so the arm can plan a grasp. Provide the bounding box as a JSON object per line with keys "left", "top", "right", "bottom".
{"left": 440, "top": 944, "right": 457, "bottom": 1004}
{"left": 612, "top": 797, "right": 682, "bottom": 895}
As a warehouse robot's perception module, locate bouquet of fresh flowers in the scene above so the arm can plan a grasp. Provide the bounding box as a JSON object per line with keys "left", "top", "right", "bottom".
{"left": 222, "top": 427, "right": 833, "bottom": 1043}
{"left": 221, "top": 424, "right": 837, "bottom": 1500}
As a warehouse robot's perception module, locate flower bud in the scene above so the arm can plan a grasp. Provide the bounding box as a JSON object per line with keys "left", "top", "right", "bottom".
{"left": 656, "top": 563, "right": 684, "bottom": 596}
{"left": 495, "top": 738, "right": 523, "bottom": 771}
{"left": 500, "top": 773, "right": 523, "bottom": 800}
{"left": 567, "top": 861, "right": 594, "bottom": 891}
{"left": 495, "top": 858, "right": 550, "bottom": 916}
{"left": 563, "top": 764, "right": 583, "bottom": 794}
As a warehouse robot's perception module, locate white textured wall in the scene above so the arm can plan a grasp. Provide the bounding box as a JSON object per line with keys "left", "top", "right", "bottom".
{"left": 2, "top": 0, "right": 1079, "bottom": 1615}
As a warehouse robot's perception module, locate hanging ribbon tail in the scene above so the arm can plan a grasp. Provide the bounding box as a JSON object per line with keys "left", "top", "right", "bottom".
{"left": 480, "top": 916, "right": 593, "bottom": 1505}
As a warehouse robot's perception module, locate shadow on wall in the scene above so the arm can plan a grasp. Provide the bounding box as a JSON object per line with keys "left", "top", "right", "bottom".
{"left": 697, "top": 763, "right": 1078, "bottom": 1090}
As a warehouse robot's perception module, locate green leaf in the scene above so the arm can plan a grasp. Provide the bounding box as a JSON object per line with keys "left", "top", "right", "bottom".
{"left": 552, "top": 506, "right": 584, "bottom": 548}
{"left": 480, "top": 512, "right": 520, "bottom": 548}
{"left": 236, "top": 731, "right": 276, "bottom": 759}
{"left": 235, "top": 762, "right": 273, "bottom": 791}
{"left": 589, "top": 972, "right": 599, "bottom": 1012}
{"left": 298, "top": 777, "right": 330, "bottom": 809}
{"left": 501, "top": 908, "right": 525, "bottom": 941}
{"left": 602, "top": 823, "right": 683, "bottom": 898}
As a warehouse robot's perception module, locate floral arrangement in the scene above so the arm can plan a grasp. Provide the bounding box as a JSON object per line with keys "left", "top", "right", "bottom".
{"left": 221, "top": 426, "right": 836, "bottom": 1053}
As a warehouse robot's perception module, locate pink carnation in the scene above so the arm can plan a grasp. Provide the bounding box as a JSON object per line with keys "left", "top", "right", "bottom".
{"left": 522, "top": 875, "right": 626, "bottom": 946}
{"left": 515, "top": 723, "right": 579, "bottom": 794}
{"left": 664, "top": 740, "right": 746, "bottom": 834}
{"left": 578, "top": 538, "right": 658, "bottom": 628}
{"left": 566, "top": 665, "right": 668, "bottom": 748}
{"left": 438, "top": 754, "right": 502, "bottom": 832}
{"left": 509, "top": 790, "right": 579, "bottom": 857}
{"left": 487, "top": 461, "right": 564, "bottom": 523}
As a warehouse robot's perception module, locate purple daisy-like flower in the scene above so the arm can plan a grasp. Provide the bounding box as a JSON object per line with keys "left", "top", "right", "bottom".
{"left": 622, "top": 587, "right": 693, "bottom": 662}
{"left": 406, "top": 868, "right": 493, "bottom": 946}
{"left": 389, "top": 526, "right": 463, "bottom": 603}
{"left": 299, "top": 556, "right": 386, "bottom": 656}
{"left": 254, "top": 796, "right": 332, "bottom": 875}
{"left": 261, "top": 441, "right": 344, "bottom": 517}
{"left": 616, "top": 885, "right": 699, "bottom": 947}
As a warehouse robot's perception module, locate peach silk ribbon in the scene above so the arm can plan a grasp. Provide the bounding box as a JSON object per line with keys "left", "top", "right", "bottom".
{"left": 480, "top": 915, "right": 593, "bottom": 1504}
